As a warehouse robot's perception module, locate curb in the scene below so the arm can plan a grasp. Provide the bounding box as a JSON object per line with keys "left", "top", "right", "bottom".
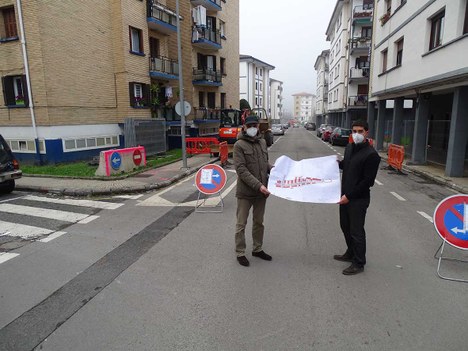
{"left": 15, "top": 158, "right": 219, "bottom": 197}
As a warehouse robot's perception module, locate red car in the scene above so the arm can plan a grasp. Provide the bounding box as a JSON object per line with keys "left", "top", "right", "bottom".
{"left": 321, "top": 126, "right": 335, "bottom": 142}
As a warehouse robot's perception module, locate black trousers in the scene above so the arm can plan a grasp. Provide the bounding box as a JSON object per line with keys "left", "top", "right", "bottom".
{"left": 339, "top": 198, "right": 370, "bottom": 267}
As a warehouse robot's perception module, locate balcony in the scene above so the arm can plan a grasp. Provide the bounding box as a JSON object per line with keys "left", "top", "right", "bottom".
{"left": 147, "top": 0, "right": 178, "bottom": 34}
{"left": 348, "top": 95, "right": 368, "bottom": 108}
{"left": 192, "top": 27, "right": 222, "bottom": 50}
{"left": 192, "top": 68, "right": 222, "bottom": 86}
{"left": 349, "top": 37, "right": 371, "bottom": 55}
{"left": 191, "top": 0, "right": 222, "bottom": 12}
{"left": 149, "top": 56, "right": 179, "bottom": 80}
{"left": 352, "top": 4, "right": 373, "bottom": 23}
{"left": 194, "top": 107, "right": 221, "bottom": 121}
{"left": 349, "top": 67, "right": 370, "bottom": 83}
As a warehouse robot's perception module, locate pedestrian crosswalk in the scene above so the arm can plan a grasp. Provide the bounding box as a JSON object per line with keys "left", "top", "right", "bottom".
{"left": 0, "top": 194, "right": 128, "bottom": 263}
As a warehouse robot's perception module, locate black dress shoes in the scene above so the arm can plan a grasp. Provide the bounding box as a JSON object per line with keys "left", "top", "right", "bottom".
{"left": 342, "top": 264, "right": 364, "bottom": 275}
{"left": 237, "top": 256, "right": 250, "bottom": 267}
{"left": 252, "top": 251, "right": 272, "bottom": 261}
{"left": 333, "top": 253, "right": 353, "bottom": 262}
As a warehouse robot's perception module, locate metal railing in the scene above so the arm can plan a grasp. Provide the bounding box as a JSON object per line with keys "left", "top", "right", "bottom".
{"left": 350, "top": 37, "right": 372, "bottom": 50}
{"left": 192, "top": 68, "right": 222, "bottom": 83}
{"left": 147, "top": 0, "right": 178, "bottom": 26}
{"left": 149, "top": 56, "right": 179, "bottom": 76}
{"left": 193, "top": 107, "right": 221, "bottom": 120}
{"left": 192, "top": 27, "right": 222, "bottom": 45}
{"left": 348, "top": 95, "right": 369, "bottom": 106}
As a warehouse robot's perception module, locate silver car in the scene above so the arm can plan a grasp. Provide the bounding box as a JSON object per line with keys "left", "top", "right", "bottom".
{"left": 271, "top": 124, "right": 285, "bottom": 136}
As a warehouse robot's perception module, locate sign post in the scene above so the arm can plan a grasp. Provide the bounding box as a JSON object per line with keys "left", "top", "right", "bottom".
{"left": 433, "top": 194, "right": 468, "bottom": 283}
{"left": 194, "top": 164, "right": 227, "bottom": 213}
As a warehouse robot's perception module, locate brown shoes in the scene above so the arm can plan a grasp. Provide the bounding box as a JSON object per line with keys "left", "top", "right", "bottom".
{"left": 342, "top": 264, "right": 364, "bottom": 275}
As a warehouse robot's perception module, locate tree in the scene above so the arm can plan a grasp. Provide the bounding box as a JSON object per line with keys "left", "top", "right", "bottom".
{"left": 240, "top": 99, "right": 251, "bottom": 110}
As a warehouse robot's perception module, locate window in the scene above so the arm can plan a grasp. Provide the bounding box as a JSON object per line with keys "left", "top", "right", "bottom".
{"left": 129, "top": 26, "right": 143, "bottom": 54}
{"left": 149, "top": 37, "right": 159, "bottom": 57}
{"left": 220, "top": 93, "right": 226, "bottom": 109}
{"left": 363, "top": 0, "right": 373, "bottom": 10}
{"left": 207, "top": 92, "right": 215, "bottom": 108}
{"left": 362, "top": 26, "right": 372, "bottom": 38}
{"left": 1, "top": 7, "right": 17, "bottom": 39}
{"left": 220, "top": 57, "right": 226, "bottom": 75}
{"left": 260, "top": 68, "right": 263, "bottom": 76}
{"left": 199, "top": 91, "right": 205, "bottom": 107}
{"left": 385, "top": 0, "right": 391, "bottom": 15}
{"left": 219, "top": 20, "right": 226, "bottom": 38}
{"left": 129, "top": 82, "right": 149, "bottom": 107}
{"left": 429, "top": 11, "right": 445, "bottom": 50}
{"left": 395, "top": 38, "right": 404, "bottom": 66}
{"left": 260, "top": 82, "right": 263, "bottom": 92}
{"left": 2, "top": 75, "right": 28, "bottom": 107}
{"left": 63, "top": 135, "right": 118, "bottom": 152}
{"left": 381, "top": 49, "right": 388, "bottom": 72}
{"left": 255, "top": 82, "right": 258, "bottom": 90}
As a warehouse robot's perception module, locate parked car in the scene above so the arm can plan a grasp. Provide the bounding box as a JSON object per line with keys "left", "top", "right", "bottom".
{"left": 330, "top": 127, "right": 352, "bottom": 146}
{"left": 316, "top": 124, "right": 330, "bottom": 137}
{"left": 305, "top": 122, "right": 316, "bottom": 131}
{"left": 282, "top": 123, "right": 289, "bottom": 129}
{"left": 0, "top": 135, "right": 22, "bottom": 194}
{"left": 272, "top": 124, "right": 285, "bottom": 135}
{"left": 321, "top": 126, "right": 335, "bottom": 142}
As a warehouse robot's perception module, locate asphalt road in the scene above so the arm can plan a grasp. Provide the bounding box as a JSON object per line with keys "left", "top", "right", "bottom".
{"left": 0, "top": 128, "right": 466, "bottom": 351}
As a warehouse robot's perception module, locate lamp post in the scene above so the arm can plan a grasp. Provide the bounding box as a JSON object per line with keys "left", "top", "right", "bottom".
{"left": 176, "top": 0, "right": 187, "bottom": 169}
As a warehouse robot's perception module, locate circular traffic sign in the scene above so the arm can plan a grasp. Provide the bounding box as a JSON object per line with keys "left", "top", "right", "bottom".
{"left": 175, "top": 101, "right": 191, "bottom": 117}
{"left": 110, "top": 152, "right": 122, "bottom": 170}
{"left": 195, "top": 164, "right": 227, "bottom": 195}
{"left": 433, "top": 194, "right": 468, "bottom": 250}
{"left": 133, "top": 149, "right": 142, "bottom": 166}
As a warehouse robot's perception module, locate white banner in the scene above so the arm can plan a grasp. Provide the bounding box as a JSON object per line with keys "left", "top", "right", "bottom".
{"left": 267, "top": 155, "right": 341, "bottom": 203}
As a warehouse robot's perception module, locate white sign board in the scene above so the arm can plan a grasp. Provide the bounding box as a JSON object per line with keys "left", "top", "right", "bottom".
{"left": 175, "top": 101, "right": 191, "bottom": 117}
{"left": 267, "top": 155, "right": 341, "bottom": 203}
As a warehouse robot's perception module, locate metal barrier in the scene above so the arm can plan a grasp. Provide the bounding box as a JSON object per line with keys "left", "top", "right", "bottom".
{"left": 219, "top": 141, "right": 228, "bottom": 167}
{"left": 387, "top": 143, "right": 405, "bottom": 172}
{"left": 186, "top": 137, "right": 219, "bottom": 155}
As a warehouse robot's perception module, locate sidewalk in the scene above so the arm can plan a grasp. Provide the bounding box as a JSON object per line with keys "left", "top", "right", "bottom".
{"left": 378, "top": 152, "right": 468, "bottom": 194}
{"left": 15, "top": 154, "right": 216, "bottom": 197}
{"left": 14, "top": 153, "right": 467, "bottom": 196}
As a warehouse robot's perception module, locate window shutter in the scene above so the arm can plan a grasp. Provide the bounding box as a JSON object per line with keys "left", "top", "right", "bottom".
{"left": 142, "top": 84, "right": 150, "bottom": 106}
{"left": 3, "top": 7, "right": 18, "bottom": 38}
{"left": 21, "top": 75, "right": 29, "bottom": 107}
{"left": 129, "top": 82, "right": 136, "bottom": 106}
{"left": 2, "top": 76, "right": 15, "bottom": 106}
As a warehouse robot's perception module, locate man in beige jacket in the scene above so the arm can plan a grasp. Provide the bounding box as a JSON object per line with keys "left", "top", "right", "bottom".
{"left": 233, "top": 115, "right": 273, "bottom": 267}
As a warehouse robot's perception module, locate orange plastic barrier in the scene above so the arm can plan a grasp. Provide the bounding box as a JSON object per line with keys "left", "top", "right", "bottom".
{"left": 387, "top": 143, "right": 405, "bottom": 171}
{"left": 186, "top": 137, "right": 219, "bottom": 155}
{"left": 219, "top": 141, "right": 228, "bottom": 166}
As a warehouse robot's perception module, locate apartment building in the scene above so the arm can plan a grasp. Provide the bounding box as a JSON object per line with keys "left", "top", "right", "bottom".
{"left": 324, "top": 0, "right": 373, "bottom": 128}
{"left": 314, "top": 50, "right": 330, "bottom": 127}
{"left": 269, "top": 78, "right": 283, "bottom": 123}
{"left": 0, "top": 0, "right": 239, "bottom": 163}
{"left": 239, "top": 55, "right": 275, "bottom": 118}
{"left": 369, "top": 0, "right": 468, "bottom": 177}
{"left": 292, "top": 92, "right": 316, "bottom": 123}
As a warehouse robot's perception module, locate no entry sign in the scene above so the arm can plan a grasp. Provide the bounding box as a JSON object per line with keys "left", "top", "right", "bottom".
{"left": 195, "top": 164, "right": 227, "bottom": 195}
{"left": 133, "top": 149, "right": 142, "bottom": 166}
{"left": 434, "top": 194, "right": 468, "bottom": 250}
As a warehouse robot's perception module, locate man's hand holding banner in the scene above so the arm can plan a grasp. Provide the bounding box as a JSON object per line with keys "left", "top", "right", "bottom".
{"left": 267, "top": 155, "right": 341, "bottom": 203}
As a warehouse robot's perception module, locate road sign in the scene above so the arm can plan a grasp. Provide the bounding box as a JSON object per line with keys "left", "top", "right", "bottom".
{"left": 133, "top": 149, "right": 142, "bottom": 166}
{"left": 434, "top": 194, "right": 468, "bottom": 250}
{"left": 195, "top": 164, "right": 227, "bottom": 195}
{"left": 110, "top": 152, "right": 122, "bottom": 170}
{"left": 175, "top": 101, "right": 191, "bottom": 117}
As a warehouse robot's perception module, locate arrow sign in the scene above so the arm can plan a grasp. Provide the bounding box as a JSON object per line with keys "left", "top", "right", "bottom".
{"left": 110, "top": 152, "right": 122, "bottom": 170}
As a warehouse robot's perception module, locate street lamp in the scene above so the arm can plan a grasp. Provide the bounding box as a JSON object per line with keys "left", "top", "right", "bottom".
{"left": 176, "top": 0, "right": 187, "bottom": 169}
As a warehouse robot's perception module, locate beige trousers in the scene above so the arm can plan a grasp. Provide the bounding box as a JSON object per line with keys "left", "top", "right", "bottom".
{"left": 235, "top": 197, "right": 267, "bottom": 257}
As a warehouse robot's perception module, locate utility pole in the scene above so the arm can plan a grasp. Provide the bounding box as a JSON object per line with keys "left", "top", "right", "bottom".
{"left": 176, "top": 0, "right": 187, "bottom": 169}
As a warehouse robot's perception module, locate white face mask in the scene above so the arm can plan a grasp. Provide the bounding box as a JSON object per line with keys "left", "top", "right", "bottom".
{"left": 352, "top": 133, "right": 365, "bottom": 144}
{"left": 246, "top": 127, "right": 258, "bottom": 137}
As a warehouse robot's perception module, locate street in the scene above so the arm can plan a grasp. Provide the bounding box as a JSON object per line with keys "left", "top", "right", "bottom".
{"left": 0, "top": 128, "right": 467, "bottom": 351}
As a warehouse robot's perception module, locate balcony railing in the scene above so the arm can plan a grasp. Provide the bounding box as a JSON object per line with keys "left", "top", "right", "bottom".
{"left": 194, "top": 107, "right": 221, "bottom": 120}
{"left": 147, "top": 0, "right": 178, "bottom": 34}
{"left": 192, "top": 68, "right": 222, "bottom": 86}
{"left": 192, "top": 27, "right": 222, "bottom": 49}
{"left": 348, "top": 95, "right": 369, "bottom": 107}
{"left": 191, "top": 0, "right": 222, "bottom": 12}
{"left": 349, "top": 67, "right": 370, "bottom": 79}
{"left": 349, "top": 37, "right": 371, "bottom": 54}
{"left": 353, "top": 4, "right": 373, "bottom": 19}
{"left": 149, "top": 56, "right": 179, "bottom": 79}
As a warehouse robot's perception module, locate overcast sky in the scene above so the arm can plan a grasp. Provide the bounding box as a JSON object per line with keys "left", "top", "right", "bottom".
{"left": 239, "top": 0, "right": 336, "bottom": 114}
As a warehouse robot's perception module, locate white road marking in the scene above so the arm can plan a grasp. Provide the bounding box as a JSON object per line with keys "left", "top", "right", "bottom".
{"left": 390, "top": 192, "right": 406, "bottom": 201}
{"left": 275, "top": 136, "right": 283, "bottom": 143}
{"left": 0, "top": 195, "right": 26, "bottom": 204}
{"left": 38, "top": 231, "right": 67, "bottom": 243}
{"left": 417, "top": 211, "right": 434, "bottom": 223}
{"left": 77, "top": 215, "right": 100, "bottom": 224}
{"left": 0, "top": 204, "right": 92, "bottom": 222}
{"left": 184, "top": 179, "right": 238, "bottom": 207}
{"left": 337, "top": 152, "right": 342, "bottom": 156}
{"left": 24, "top": 195, "right": 123, "bottom": 210}
{"left": 375, "top": 180, "right": 383, "bottom": 186}
{"left": 114, "top": 194, "right": 143, "bottom": 200}
{"left": 0, "top": 252, "right": 19, "bottom": 264}
{"left": 0, "top": 220, "right": 53, "bottom": 239}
